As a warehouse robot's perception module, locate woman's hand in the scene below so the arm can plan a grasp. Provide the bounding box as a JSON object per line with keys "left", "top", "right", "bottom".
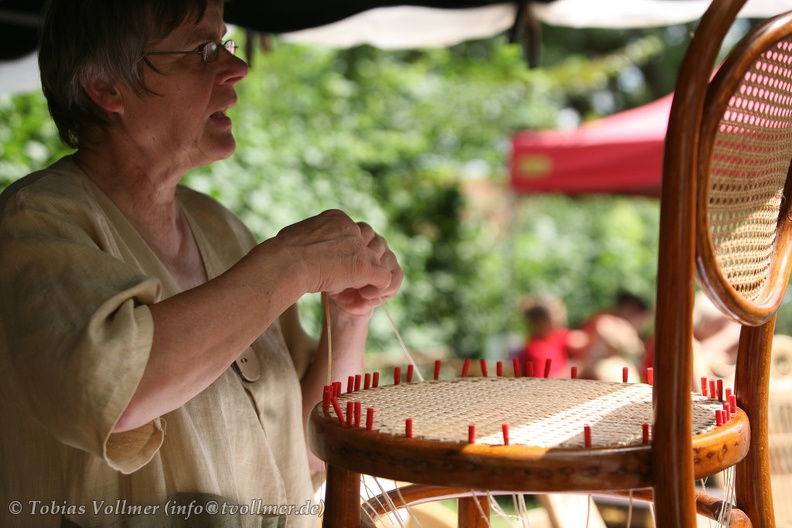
{"left": 272, "top": 209, "right": 403, "bottom": 316}
{"left": 325, "top": 220, "right": 403, "bottom": 317}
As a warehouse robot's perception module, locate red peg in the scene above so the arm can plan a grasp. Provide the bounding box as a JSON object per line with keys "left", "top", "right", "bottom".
{"left": 322, "top": 385, "right": 332, "bottom": 412}
{"left": 701, "top": 377, "right": 709, "bottom": 396}
{"left": 461, "top": 358, "right": 471, "bottom": 378}
{"left": 584, "top": 426, "right": 592, "bottom": 448}
{"left": 364, "top": 373, "right": 371, "bottom": 390}
{"left": 729, "top": 394, "right": 737, "bottom": 413}
{"left": 346, "top": 401, "right": 354, "bottom": 426}
{"left": 525, "top": 360, "right": 534, "bottom": 377}
{"left": 405, "top": 418, "right": 413, "bottom": 438}
{"left": 642, "top": 423, "right": 650, "bottom": 445}
{"left": 512, "top": 358, "right": 521, "bottom": 378}
{"left": 544, "top": 359, "right": 552, "bottom": 378}
{"left": 394, "top": 367, "right": 401, "bottom": 385}
{"left": 502, "top": 423, "right": 510, "bottom": 445}
{"left": 571, "top": 366, "right": 578, "bottom": 379}
{"left": 331, "top": 397, "right": 344, "bottom": 424}
{"left": 646, "top": 367, "right": 653, "bottom": 386}
{"left": 434, "top": 360, "right": 441, "bottom": 380}
{"left": 468, "top": 425, "right": 476, "bottom": 444}
{"left": 354, "top": 374, "right": 361, "bottom": 392}
{"left": 480, "top": 359, "right": 488, "bottom": 378}
{"left": 407, "top": 364, "right": 414, "bottom": 383}
{"left": 373, "top": 372, "right": 380, "bottom": 388}
{"left": 366, "top": 408, "right": 374, "bottom": 431}
{"left": 497, "top": 361, "right": 503, "bottom": 377}
{"left": 622, "top": 367, "right": 629, "bottom": 383}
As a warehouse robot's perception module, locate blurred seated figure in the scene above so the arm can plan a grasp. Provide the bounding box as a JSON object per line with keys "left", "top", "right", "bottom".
{"left": 519, "top": 293, "right": 573, "bottom": 378}
{"left": 692, "top": 291, "right": 741, "bottom": 384}
{"left": 642, "top": 291, "right": 741, "bottom": 388}
{"left": 570, "top": 290, "right": 653, "bottom": 382}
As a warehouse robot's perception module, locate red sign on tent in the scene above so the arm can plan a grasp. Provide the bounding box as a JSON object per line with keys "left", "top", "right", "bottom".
{"left": 509, "top": 93, "right": 673, "bottom": 197}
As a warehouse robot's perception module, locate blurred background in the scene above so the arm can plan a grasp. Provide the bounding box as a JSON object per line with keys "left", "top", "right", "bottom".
{"left": 0, "top": 4, "right": 787, "bottom": 366}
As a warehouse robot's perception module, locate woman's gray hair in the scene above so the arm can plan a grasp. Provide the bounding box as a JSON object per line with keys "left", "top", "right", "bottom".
{"left": 38, "top": 0, "right": 216, "bottom": 148}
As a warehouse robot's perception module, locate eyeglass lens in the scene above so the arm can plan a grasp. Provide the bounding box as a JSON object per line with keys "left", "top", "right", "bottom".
{"left": 203, "top": 40, "right": 237, "bottom": 62}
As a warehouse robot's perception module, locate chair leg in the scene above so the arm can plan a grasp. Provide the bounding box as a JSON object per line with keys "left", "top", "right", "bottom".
{"left": 323, "top": 464, "right": 361, "bottom": 528}
{"left": 458, "top": 494, "right": 490, "bottom": 528}
{"left": 735, "top": 323, "right": 776, "bottom": 528}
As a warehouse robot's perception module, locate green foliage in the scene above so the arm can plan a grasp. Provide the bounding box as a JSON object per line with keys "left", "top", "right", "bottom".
{"left": 0, "top": 91, "right": 74, "bottom": 187}
{"left": 509, "top": 195, "right": 658, "bottom": 329}
{"left": 0, "top": 32, "right": 673, "bottom": 360}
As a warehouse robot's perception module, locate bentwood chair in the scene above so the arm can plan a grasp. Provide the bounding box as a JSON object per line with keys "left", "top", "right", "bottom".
{"left": 309, "top": 1, "right": 792, "bottom": 526}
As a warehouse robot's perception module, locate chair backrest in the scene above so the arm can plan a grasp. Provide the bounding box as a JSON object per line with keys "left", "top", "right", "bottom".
{"left": 655, "top": 1, "right": 792, "bottom": 525}
{"left": 696, "top": 19, "right": 792, "bottom": 322}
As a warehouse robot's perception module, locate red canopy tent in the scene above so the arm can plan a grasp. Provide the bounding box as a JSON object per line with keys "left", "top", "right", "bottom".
{"left": 509, "top": 93, "right": 673, "bottom": 196}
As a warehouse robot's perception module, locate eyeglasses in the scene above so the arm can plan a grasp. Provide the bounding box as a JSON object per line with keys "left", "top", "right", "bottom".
{"left": 143, "top": 39, "right": 237, "bottom": 63}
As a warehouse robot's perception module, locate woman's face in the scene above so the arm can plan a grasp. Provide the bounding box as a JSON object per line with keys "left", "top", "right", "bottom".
{"left": 117, "top": 2, "right": 249, "bottom": 171}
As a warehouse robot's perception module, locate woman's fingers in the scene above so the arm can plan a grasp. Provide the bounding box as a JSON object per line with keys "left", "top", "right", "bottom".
{"left": 271, "top": 210, "right": 400, "bottom": 297}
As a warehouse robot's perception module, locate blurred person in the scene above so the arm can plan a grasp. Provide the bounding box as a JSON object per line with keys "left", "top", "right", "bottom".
{"left": 642, "top": 291, "right": 740, "bottom": 388}
{"left": 0, "top": 1, "right": 402, "bottom": 526}
{"left": 570, "top": 290, "right": 653, "bottom": 382}
{"left": 520, "top": 293, "right": 573, "bottom": 378}
{"left": 692, "top": 291, "right": 741, "bottom": 383}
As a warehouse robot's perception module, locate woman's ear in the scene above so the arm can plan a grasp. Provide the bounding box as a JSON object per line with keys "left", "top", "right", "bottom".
{"left": 82, "top": 76, "right": 124, "bottom": 114}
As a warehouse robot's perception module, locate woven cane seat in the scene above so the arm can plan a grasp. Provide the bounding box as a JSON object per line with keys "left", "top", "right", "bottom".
{"left": 309, "top": 376, "right": 749, "bottom": 492}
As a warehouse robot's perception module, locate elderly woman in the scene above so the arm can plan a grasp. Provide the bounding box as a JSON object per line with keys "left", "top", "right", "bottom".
{"left": 0, "top": 0, "right": 402, "bottom": 526}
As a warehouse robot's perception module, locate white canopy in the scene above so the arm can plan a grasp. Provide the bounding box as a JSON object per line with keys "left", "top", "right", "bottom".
{"left": 4, "top": 0, "right": 792, "bottom": 95}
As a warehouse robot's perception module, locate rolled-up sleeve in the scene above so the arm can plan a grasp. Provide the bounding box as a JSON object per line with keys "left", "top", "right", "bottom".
{"left": 0, "top": 170, "right": 164, "bottom": 471}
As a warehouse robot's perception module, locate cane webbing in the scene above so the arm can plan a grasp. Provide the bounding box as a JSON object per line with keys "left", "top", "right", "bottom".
{"left": 708, "top": 37, "right": 792, "bottom": 302}
{"left": 332, "top": 377, "right": 726, "bottom": 449}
